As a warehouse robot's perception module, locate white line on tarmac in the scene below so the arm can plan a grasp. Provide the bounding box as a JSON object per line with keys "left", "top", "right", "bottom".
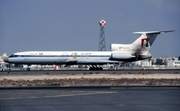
{"left": 0, "top": 91, "right": 117, "bottom": 100}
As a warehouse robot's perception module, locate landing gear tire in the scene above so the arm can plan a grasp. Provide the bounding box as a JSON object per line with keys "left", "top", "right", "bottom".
{"left": 89, "top": 67, "right": 93, "bottom": 70}
{"left": 89, "top": 67, "right": 103, "bottom": 70}
{"left": 27, "top": 68, "right": 30, "bottom": 71}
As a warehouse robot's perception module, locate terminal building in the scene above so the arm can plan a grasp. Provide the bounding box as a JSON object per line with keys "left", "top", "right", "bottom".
{"left": 0, "top": 53, "right": 8, "bottom": 70}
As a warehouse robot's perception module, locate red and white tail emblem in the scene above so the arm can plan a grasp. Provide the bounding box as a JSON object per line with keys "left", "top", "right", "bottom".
{"left": 141, "top": 38, "right": 149, "bottom": 47}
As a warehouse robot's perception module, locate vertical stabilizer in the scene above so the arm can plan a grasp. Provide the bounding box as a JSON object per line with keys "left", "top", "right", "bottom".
{"left": 131, "top": 30, "right": 174, "bottom": 55}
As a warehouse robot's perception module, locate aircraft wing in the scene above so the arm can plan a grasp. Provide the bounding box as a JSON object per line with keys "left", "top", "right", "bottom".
{"left": 76, "top": 59, "right": 120, "bottom": 65}
{"left": 65, "top": 59, "right": 78, "bottom": 65}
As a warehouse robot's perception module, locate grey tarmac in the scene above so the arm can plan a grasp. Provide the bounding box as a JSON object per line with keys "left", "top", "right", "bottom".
{"left": 0, "top": 88, "right": 180, "bottom": 111}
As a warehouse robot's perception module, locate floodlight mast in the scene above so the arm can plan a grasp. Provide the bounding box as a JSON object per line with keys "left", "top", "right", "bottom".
{"left": 98, "top": 20, "right": 106, "bottom": 51}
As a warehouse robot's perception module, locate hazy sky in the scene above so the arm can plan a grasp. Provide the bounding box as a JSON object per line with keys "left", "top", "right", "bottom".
{"left": 0, "top": 0, "right": 180, "bottom": 57}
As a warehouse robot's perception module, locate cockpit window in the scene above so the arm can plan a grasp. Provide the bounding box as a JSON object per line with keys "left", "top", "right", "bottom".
{"left": 9, "top": 54, "right": 15, "bottom": 57}
{"left": 9, "top": 54, "right": 20, "bottom": 57}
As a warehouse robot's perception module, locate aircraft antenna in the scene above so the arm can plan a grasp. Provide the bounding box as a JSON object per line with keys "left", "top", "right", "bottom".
{"left": 98, "top": 20, "right": 106, "bottom": 51}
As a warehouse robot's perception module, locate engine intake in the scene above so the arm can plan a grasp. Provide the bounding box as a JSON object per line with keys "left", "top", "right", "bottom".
{"left": 110, "top": 44, "right": 130, "bottom": 51}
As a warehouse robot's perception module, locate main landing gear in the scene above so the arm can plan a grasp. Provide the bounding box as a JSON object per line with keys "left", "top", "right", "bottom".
{"left": 27, "top": 68, "right": 30, "bottom": 71}
{"left": 89, "top": 65, "right": 103, "bottom": 70}
{"left": 27, "top": 65, "right": 31, "bottom": 71}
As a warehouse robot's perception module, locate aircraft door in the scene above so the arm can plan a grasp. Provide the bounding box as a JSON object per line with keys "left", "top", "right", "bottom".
{"left": 63, "top": 53, "right": 67, "bottom": 60}
{"left": 24, "top": 53, "right": 28, "bottom": 60}
{"left": 80, "top": 53, "right": 84, "bottom": 59}
{"left": 85, "top": 53, "right": 90, "bottom": 59}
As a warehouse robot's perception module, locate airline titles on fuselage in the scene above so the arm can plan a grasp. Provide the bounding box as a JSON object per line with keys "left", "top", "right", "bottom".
{"left": 25, "top": 52, "right": 93, "bottom": 57}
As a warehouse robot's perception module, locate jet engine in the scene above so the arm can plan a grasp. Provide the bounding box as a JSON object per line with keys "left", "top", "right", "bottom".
{"left": 110, "top": 53, "right": 136, "bottom": 60}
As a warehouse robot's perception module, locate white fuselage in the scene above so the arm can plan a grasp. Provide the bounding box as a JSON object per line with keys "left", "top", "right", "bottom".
{"left": 5, "top": 51, "right": 139, "bottom": 65}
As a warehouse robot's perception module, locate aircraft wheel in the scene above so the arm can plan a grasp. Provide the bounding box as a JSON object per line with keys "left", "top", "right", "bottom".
{"left": 27, "top": 68, "right": 30, "bottom": 71}
{"left": 89, "top": 67, "right": 93, "bottom": 70}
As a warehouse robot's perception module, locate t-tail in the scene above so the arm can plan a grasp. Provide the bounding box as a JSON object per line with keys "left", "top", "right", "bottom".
{"left": 110, "top": 30, "right": 174, "bottom": 60}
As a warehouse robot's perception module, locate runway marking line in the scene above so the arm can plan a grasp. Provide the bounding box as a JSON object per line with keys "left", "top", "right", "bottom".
{"left": 0, "top": 91, "right": 117, "bottom": 100}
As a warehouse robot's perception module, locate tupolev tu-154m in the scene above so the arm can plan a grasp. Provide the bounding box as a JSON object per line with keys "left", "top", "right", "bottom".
{"left": 4, "top": 30, "right": 174, "bottom": 71}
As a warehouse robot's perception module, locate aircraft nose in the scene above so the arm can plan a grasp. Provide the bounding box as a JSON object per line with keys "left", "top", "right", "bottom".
{"left": 3, "top": 58, "right": 9, "bottom": 62}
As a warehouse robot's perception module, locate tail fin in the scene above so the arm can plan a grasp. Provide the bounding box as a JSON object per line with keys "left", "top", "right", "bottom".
{"left": 131, "top": 30, "right": 174, "bottom": 55}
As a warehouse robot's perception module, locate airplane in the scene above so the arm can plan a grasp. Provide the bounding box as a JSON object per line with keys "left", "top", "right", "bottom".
{"left": 3, "top": 30, "right": 174, "bottom": 71}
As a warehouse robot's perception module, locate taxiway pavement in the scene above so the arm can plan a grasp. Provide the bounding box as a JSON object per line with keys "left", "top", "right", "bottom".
{"left": 0, "top": 88, "right": 180, "bottom": 111}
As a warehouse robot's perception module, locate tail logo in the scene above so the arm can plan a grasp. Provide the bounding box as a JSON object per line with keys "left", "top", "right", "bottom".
{"left": 141, "top": 38, "right": 149, "bottom": 48}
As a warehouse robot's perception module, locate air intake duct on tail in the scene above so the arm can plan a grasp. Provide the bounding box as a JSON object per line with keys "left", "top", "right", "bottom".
{"left": 110, "top": 44, "right": 131, "bottom": 51}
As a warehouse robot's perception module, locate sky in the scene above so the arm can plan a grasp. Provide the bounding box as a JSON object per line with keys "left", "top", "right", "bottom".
{"left": 0, "top": 0, "right": 180, "bottom": 57}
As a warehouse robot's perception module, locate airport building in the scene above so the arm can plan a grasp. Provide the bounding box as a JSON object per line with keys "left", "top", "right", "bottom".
{"left": 0, "top": 53, "right": 8, "bottom": 70}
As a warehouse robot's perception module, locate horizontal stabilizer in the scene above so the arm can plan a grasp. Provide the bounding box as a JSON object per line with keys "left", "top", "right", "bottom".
{"left": 133, "top": 30, "right": 175, "bottom": 35}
